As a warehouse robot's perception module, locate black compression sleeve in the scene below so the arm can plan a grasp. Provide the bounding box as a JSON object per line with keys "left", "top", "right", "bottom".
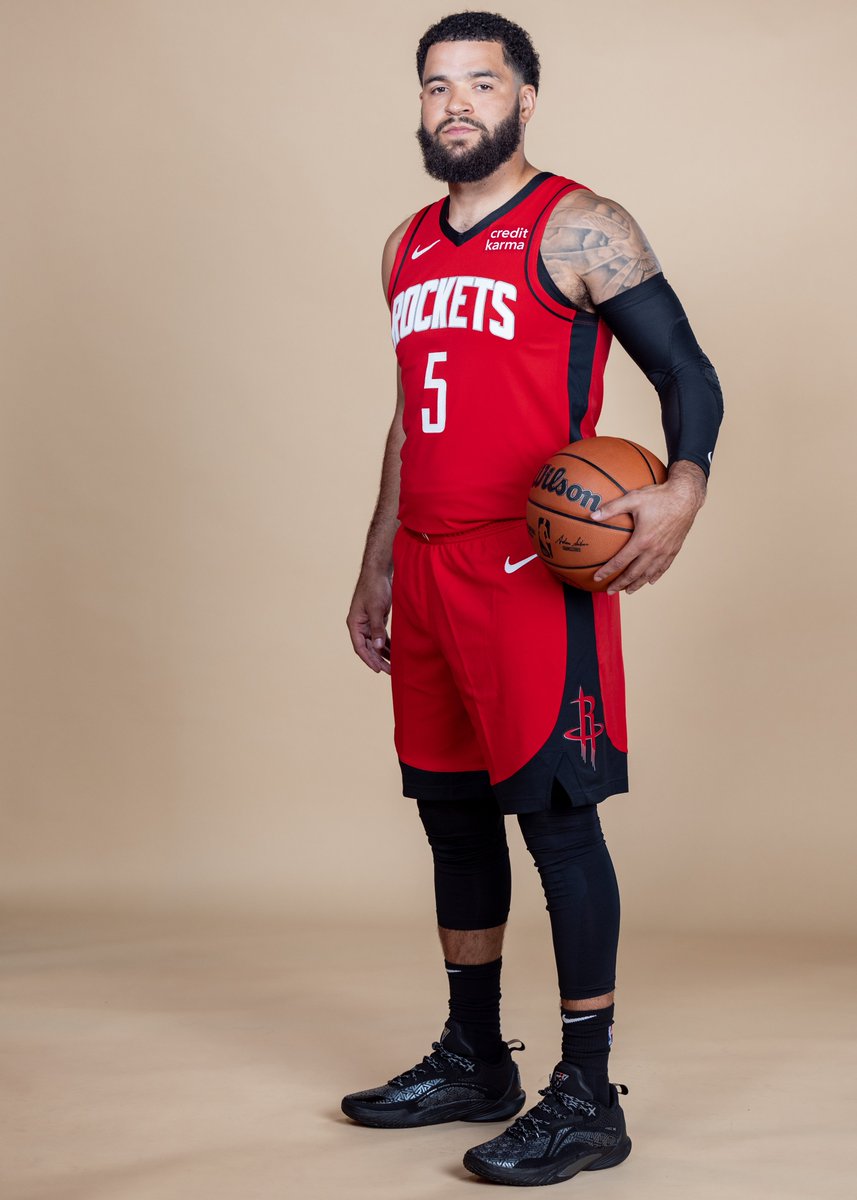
{"left": 595, "top": 273, "right": 724, "bottom": 477}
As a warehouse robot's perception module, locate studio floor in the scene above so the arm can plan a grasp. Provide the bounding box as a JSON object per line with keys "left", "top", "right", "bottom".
{"left": 2, "top": 908, "right": 854, "bottom": 1200}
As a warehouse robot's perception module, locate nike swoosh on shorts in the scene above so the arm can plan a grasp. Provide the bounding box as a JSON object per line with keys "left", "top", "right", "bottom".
{"left": 504, "top": 554, "right": 539, "bottom": 574}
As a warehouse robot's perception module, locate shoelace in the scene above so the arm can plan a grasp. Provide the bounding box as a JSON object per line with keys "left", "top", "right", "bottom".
{"left": 506, "top": 1083, "right": 596, "bottom": 1141}
{"left": 389, "top": 1042, "right": 477, "bottom": 1086}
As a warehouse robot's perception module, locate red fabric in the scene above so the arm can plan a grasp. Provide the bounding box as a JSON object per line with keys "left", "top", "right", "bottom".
{"left": 390, "top": 174, "right": 611, "bottom": 534}
{"left": 387, "top": 175, "right": 629, "bottom": 789}
{"left": 391, "top": 520, "right": 568, "bottom": 782}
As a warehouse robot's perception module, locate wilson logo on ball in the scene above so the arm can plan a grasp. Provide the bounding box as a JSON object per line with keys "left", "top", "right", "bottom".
{"left": 531, "top": 464, "right": 602, "bottom": 513}
{"left": 525, "top": 437, "right": 667, "bottom": 592}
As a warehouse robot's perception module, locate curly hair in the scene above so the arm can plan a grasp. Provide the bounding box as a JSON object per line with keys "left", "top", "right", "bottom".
{"left": 416, "top": 11, "right": 541, "bottom": 92}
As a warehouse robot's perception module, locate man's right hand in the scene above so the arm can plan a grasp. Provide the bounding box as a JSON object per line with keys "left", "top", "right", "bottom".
{"left": 346, "top": 570, "right": 393, "bottom": 674}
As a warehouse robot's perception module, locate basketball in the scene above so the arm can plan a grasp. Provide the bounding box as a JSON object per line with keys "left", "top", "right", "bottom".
{"left": 526, "top": 437, "right": 668, "bottom": 591}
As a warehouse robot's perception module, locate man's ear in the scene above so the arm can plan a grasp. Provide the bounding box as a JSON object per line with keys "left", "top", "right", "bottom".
{"left": 519, "top": 84, "right": 537, "bottom": 125}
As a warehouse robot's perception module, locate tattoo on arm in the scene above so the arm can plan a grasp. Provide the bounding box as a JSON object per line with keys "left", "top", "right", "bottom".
{"left": 541, "top": 193, "right": 661, "bottom": 308}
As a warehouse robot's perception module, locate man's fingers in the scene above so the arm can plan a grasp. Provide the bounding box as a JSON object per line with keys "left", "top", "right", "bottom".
{"left": 625, "top": 577, "right": 648, "bottom": 595}
{"left": 605, "top": 563, "right": 646, "bottom": 594}
{"left": 356, "top": 636, "right": 391, "bottom": 674}
{"left": 347, "top": 610, "right": 390, "bottom": 674}
{"left": 593, "top": 541, "right": 638, "bottom": 585}
{"left": 592, "top": 492, "right": 639, "bottom": 523}
{"left": 607, "top": 552, "right": 673, "bottom": 595}
{"left": 368, "top": 606, "right": 390, "bottom": 650}
{"left": 346, "top": 572, "right": 393, "bottom": 674}
{"left": 347, "top": 621, "right": 380, "bottom": 672}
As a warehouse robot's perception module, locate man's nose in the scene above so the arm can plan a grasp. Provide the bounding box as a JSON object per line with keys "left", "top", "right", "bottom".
{"left": 445, "top": 86, "right": 474, "bottom": 115}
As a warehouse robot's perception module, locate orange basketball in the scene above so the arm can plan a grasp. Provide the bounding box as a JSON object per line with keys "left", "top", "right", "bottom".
{"left": 526, "top": 437, "right": 667, "bottom": 591}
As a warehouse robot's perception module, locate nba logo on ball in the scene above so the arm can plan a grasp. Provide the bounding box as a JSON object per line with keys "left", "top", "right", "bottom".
{"left": 526, "top": 436, "right": 667, "bottom": 591}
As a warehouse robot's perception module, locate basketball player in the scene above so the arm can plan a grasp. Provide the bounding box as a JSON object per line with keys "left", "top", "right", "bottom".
{"left": 343, "top": 12, "right": 723, "bottom": 1187}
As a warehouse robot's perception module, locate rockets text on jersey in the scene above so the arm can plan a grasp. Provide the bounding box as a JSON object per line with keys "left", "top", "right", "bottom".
{"left": 391, "top": 275, "right": 517, "bottom": 346}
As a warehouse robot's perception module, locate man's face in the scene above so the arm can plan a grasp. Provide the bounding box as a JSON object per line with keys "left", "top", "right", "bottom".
{"left": 417, "top": 40, "right": 534, "bottom": 183}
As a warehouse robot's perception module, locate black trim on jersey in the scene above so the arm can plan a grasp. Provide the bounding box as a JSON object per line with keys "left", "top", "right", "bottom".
{"left": 439, "top": 171, "right": 553, "bottom": 246}
{"left": 389, "top": 205, "right": 433, "bottom": 299}
{"left": 523, "top": 183, "right": 580, "bottom": 324}
{"left": 537, "top": 251, "right": 579, "bottom": 309}
{"left": 565, "top": 313, "right": 599, "bottom": 442}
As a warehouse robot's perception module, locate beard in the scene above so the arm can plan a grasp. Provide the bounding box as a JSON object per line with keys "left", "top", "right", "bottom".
{"left": 416, "top": 99, "right": 522, "bottom": 183}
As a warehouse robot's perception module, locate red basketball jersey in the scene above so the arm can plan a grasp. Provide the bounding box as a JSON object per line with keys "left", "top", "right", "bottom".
{"left": 388, "top": 172, "right": 613, "bottom": 533}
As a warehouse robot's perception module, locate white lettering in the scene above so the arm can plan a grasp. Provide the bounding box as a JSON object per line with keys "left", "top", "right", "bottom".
{"left": 413, "top": 279, "right": 438, "bottom": 333}
{"left": 431, "top": 277, "right": 457, "bottom": 330}
{"left": 392, "top": 276, "right": 517, "bottom": 344}
{"left": 398, "top": 284, "right": 421, "bottom": 340}
{"left": 469, "top": 277, "right": 493, "bottom": 332}
{"left": 489, "top": 282, "right": 517, "bottom": 340}
{"left": 391, "top": 292, "right": 404, "bottom": 346}
{"left": 447, "top": 276, "right": 474, "bottom": 329}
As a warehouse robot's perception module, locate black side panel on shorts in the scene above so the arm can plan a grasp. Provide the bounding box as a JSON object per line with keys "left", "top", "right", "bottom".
{"left": 492, "top": 588, "right": 628, "bottom": 813}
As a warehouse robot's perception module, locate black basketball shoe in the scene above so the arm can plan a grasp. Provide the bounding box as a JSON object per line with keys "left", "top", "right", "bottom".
{"left": 340, "top": 1020, "right": 526, "bottom": 1129}
{"left": 463, "top": 1061, "right": 631, "bottom": 1186}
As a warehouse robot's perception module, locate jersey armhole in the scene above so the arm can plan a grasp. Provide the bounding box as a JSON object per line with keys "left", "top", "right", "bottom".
{"left": 524, "top": 180, "right": 591, "bottom": 322}
{"left": 386, "top": 205, "right": 434, "bottom": 305}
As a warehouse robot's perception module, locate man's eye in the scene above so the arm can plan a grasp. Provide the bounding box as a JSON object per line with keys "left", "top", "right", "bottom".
{"left": 475, "top": 83, "right": 493, "bottom": 91}
{"left": 430, "top": 86, "right": 447, "bottom": 95}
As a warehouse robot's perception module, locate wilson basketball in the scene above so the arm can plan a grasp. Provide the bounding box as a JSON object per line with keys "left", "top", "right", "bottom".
{"left": 526, "top": 437, "right": 667, "bottom": 591}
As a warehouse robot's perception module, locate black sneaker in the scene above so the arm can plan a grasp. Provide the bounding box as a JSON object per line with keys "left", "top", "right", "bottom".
{"left": 340, "top": 1020, "right": 526, "bottom": 1129}
{"left": 463, "top": 1061, "right": 631, "bottom": 1186}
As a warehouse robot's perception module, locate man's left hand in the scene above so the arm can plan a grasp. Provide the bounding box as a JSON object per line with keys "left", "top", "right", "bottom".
{"left": 591, "top": 460, "right": 707, "bottom": 595}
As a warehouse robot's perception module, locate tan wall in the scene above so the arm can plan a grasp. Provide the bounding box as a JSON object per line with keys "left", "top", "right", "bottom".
{"left": 1, "top": 0, "right": 855, "bottom": 934}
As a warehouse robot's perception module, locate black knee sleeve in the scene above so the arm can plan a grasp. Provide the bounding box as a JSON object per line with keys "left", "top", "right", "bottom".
{"left": 417, "top": 792, "right": 511, "bottom": 931}
{"left": 518, "top": 801, "right": 620, "bottom": 999}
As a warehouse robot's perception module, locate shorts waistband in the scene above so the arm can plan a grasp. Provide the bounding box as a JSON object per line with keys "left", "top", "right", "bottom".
{"left": 403, "top": 518, "right": 523, "bottom": 545}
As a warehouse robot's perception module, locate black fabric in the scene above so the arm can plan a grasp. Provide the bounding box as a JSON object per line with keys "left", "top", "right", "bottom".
{"left": 417, "top": 792, "right": 512, "bottom": 930}
{"left": 404, "top": 763, "right": 494, "bottom": 804}
{"left": 439, "top": 172, "right": 553, "bottom": 245}
{"left": 416, "top": 788, "right": 619, "bottom": 1001}
{"left": 559, "top": 1002, "right": 614, "bottom": 1106}
{"left": 444, "top": 957, "right": 504, "bottom": 1061}
{"left": 595, "top": 272, "right": 724, "bottom": 477}
{"left": 517, "top": 798, "right": 620, "bottom": 999}
{"left": 491, "top": 586, "right": 628, "bottom": 813}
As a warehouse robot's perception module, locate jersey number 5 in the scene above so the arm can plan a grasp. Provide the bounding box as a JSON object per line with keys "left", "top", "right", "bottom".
{"left": 422, "top": 352, "right": 447, "bottom": 434}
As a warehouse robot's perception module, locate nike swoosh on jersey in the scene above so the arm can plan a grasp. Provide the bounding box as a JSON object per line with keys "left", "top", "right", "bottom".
{"left": 504, "top": 554, "right": 539, "bottom": 574}
{"left": 411, "top": 239, "right": 440, "bottom": 260}
{"left": 561, "top": 1013, "right": 598, "bottom": 1024}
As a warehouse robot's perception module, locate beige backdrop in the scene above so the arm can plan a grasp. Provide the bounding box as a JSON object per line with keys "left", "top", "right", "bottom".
{"left": 2, "top": 0, "right": 856, "bottom": 937}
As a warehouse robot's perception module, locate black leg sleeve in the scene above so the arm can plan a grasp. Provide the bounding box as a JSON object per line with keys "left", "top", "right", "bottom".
{"left": 417, "top": 791, "right": 512, "bottom": 931}
{"left": 517, "top": 801, "right": 620, "bottom": 1000}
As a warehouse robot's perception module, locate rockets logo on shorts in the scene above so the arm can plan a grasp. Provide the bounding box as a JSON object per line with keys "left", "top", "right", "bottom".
{"left": 563, "top": 687, "right": 604, "bottom": 768}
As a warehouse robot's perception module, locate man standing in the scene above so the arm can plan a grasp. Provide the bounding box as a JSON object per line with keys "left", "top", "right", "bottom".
{"left": 343, "top": 11, "right": 722, "bottom": 1188}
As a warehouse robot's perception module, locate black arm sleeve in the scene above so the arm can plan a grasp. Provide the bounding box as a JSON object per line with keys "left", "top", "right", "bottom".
{"left": 595, "top": 273, "right": 724, "bottom": 478}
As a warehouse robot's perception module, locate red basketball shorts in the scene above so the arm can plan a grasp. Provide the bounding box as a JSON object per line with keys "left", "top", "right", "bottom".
{"left": 390, "top": 519, "right": 629, "bottom": 813}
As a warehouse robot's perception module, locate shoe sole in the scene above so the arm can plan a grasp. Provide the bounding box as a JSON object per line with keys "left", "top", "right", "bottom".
{"left": 341, "top": 1087, "right": 527, "bottom": 1130}
{"left": 462, "top": 1136, "right": 632, "bottom": 1186}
